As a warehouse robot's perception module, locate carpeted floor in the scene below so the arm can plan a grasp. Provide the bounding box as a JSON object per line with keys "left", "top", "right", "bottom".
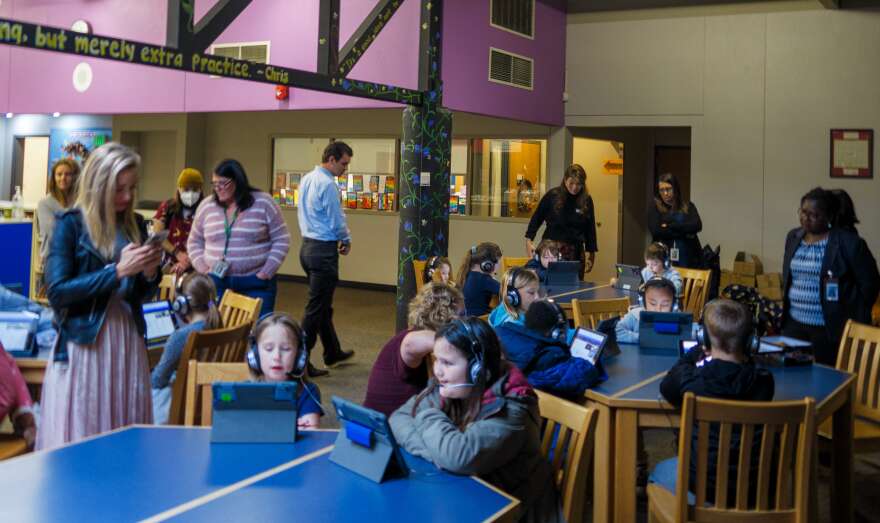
{"left": 276, "top": 281, "right": 880, "bottom": 522}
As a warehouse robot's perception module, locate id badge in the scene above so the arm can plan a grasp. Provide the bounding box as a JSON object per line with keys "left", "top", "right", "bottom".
{"left": 211, "top": 259, "right": 230, "bottom": 278}
{"left": 670, "top": 247, "right": 680, "bottom": 262}
{"left": 825, "top": 278, "right": 839, "bottom": 302}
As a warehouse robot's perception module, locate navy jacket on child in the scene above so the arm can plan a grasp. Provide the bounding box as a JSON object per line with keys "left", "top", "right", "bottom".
{"left": 462, "top": 271, "right": 500, "bottom": 316}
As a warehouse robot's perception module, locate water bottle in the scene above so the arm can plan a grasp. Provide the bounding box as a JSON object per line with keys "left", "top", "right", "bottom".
{"left": 11, "top": 186, "right": 23, "bottom": 219}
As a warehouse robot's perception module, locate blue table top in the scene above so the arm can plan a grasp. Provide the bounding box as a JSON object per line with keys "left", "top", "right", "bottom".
{"left": 546, "top": 282, "right": 637, "bottom": 305}
{"left": 591, "top": 344, "right": 677, "bottom": 397}
{"left": 170, "top": 446, "right": 515, "bottom": 522}
{"left": 0, "top": 427, "right": 336, "bottom": 523}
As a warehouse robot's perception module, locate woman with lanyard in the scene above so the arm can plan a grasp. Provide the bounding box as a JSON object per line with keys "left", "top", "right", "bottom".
{"left": 187, "top": 159, "right": 290, "bottom": 318}
{"left": 781, "top": 187, "right": 879, "bottom": 366}
{"left": 647, "top": 173, "right": 703, "bottom": 268}
{"left": 524, "top": 164, "right": 597, "bottom": 280}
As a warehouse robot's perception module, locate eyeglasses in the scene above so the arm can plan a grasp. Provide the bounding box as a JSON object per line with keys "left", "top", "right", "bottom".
{"left": 658, "top": 187, "right": 674, "bottom": 194}
{"left": 211, "top": 178, "right": 232, "bottom": 190}
{"left": 798, "top": 208, "right": 823, "bottom": 221}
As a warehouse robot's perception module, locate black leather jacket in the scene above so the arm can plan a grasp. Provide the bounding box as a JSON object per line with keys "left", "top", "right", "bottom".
{"left": 45, "top": 209, "right": 159, "bottom": 362}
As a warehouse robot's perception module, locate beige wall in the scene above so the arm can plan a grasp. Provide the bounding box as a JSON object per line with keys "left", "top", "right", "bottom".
{"left": 566, "top": 6, "right": 880, "bottom": 272}
{"left": 120, "top": 109, "right": 552, "bottom": 285}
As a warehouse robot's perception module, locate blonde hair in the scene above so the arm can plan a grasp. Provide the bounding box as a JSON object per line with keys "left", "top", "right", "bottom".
{"left": 408, "top": 282, "right": 464, "bottom": 330}
{"left": 456, "top": 242, "right": 502, "bottom": 288}
{"left": 703, "top": 299, "right": 753, "bottom": 357}
{"left": 500, "top": 267, "right": 540, "bottom": 318}
{"left": 248, "top": 312, "right": 308, "bottom": 382}
{"left": 48, "top": 158, "right": 80, "bottom": 208}
{"left": 179, "top": 273, "right": 222, "bottom": 330}
{"left": 74, "top": 143, "right": 141, "bottom": 259}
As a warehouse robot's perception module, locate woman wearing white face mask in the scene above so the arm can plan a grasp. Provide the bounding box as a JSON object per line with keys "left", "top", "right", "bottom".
{"left": 153, "top": 168, "right": 205, "bottom": 275}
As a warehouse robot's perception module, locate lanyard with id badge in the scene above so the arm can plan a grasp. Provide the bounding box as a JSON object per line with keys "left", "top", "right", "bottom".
{"left": 825, "top": 270, "right": 839, "bottom": 302}
{"left": 211, "top": 208, "right": 238, "bottom": 278}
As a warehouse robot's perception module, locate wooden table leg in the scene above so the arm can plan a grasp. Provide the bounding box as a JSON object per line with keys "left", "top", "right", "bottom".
{"left": 614, "top": 409, "right": 638, "bottom": 523}
{"left": 592, "top": 402, "right": 615, "bottom": 523}
{"left": 830, "top": 384, "right": 854, "bottom": 523}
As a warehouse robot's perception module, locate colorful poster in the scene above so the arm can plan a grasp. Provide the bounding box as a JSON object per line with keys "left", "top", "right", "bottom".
{"left": 352, "top": 175, "right": 364, "bottom": 192}
{"left": 368, "top": 175, "right": 380, "bottom": 193}
{"left": 384, "top": 176, "right": 396, "bottom": 193}
{"left": 48, "top": 128, "right": 112, "bottom": 176}
{"left": 360, "top": 192, "right": 372, "bottom": 209}
{"left": 274, "top": 172, "right": 288, "bottom": 191}
{"left": 346, "top": 192, "right": 358, "bottom": 209}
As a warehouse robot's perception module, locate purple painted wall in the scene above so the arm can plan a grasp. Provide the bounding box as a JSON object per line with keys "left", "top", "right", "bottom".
{"left": 1, "top": 0, "right": 564, "bottom": 125}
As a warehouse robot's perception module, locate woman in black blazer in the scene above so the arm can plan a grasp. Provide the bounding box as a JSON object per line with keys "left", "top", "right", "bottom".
{"left": 647, "top": 173, "right": 703, "bottom": 268}
{"left": 781, "top": 187, "right": 879, "bottom": 365}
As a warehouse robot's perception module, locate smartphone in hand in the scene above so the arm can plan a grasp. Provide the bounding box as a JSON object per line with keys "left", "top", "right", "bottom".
{"left": 144, "top": 229, "right": 170, "bottom": 248}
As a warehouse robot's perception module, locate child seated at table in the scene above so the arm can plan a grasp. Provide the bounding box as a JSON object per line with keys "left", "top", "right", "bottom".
{"left": 652, "top": 299, "right": 775, "bottom": 503}
{"left": 642, "top": 242, "right": 683, "bottom": 298}
{"left": 524, "top": 240, "right": 561, "bottom": 284}
{"left": 488, "top": 267, "right": 541, "bottom": 328}
{"left": 422, "top": 256, "right": 454, "bottom": 286}
{"left": 247, "top": 313, "right": 323, "bottom": 429}
{"left": 0, "top": 343, "right": 36, "bottom": 449}
{"left": 363, "top": 282, "right": 464, "bottom": 416}
{"left": 390, "top": 317, "right": 563, "bottom": 522}
{"left": 615, "top": 277, "right": 677, "bottom": 343}
{"left": 457, "top": 242, "right": 502, "bottom": 316}
{"left": 151, "top": 273, "right": 223, "bottom": 424}
{"left": 495, "top": 300, "right": 601, "bottom": 398}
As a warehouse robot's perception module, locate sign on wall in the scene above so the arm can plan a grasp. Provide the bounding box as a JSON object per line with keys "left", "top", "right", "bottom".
{"left": 830, "top": 129, "right": 873, "bottom": 179}
{"left": 48, "top": 128, "right": 112, "bottom": 175}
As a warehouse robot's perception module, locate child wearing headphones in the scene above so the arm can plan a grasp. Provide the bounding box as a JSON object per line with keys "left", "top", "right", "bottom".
{"left": 423, "top": 256, "right": 453, "bottom": 285}
{"left": 615, "top": 277, "right": 678, "bottom": 344}
{"left": 457, "top": 242, "right": 502, "bottom": 316}
{"left": 248, "top": 313, "right": 323, "bottom": 429}
{"left": 642, "top": 242, "right": 682, "bottom": 298}
{"left": 390, "top": 317, "right": 563, "bottom": 522}
{"left": 524, "top": 240, "right": 561, "bottom": 284}
{"left": 151, "top": 273, "right": 223, "bottom": 424}
{"left": 652, "top": 299, "right": 775, "bottom": 503}
{"left": 488, "top": 267, "right": 541, "bottom": 328}
{"left": 364, "top": 282, "right": 464, "bottom": 416}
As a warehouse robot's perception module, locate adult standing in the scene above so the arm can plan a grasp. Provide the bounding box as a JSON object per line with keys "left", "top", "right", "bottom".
{"left": 38, "top": 143, "right": 162, "bottom": 450}
{"left": 782, "top": 187, "right": 879, "bottom": 365}
{"left": 525, "top": 164, "right": 597, "bottom": 280}
{"left": 647, "top": 173, "right": 703, "bottom": 268}
{"left": 153, "top": 168, "right": 204, "bottom": 275}
{"left": 36, "top": 158, "right": 80, "bottom": 265}
{"left": 188, "top": 159, "right": 290, "bottom": 319}
{"left": 297, "top": 141, "right": 356, "bottom": 376}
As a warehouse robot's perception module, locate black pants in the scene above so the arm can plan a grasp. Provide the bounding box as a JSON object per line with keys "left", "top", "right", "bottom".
{"left": 782, "top": 317, "right": 835, "bottom": 365}
{"left": 299, "top": 238, "right": 342, "bottom": 362}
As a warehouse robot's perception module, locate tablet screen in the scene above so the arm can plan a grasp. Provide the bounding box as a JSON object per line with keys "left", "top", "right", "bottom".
{"left": 569, "top": 327, "right": 607, "bottom": 366}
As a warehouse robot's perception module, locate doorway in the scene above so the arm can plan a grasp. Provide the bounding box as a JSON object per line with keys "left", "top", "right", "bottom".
{"left": 12, "top": 136, "right": 50, "bottom": 206}
{"left": 654, "top": 145, "right": 691, "bottom": 202}
{"left": 572, "top": 137, "right": 622, "bottom": 282}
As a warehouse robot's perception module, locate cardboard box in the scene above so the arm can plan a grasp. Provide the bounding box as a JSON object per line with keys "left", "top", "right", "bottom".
{"left": 756, "top": 272, "right": 782, "bottom": 289}
{"left": 733, "top": 274, "right": 756, "bottom": 287}
{"left": 719, "top": 269, "right": 734, "bottom": 291}
{"left": 733, "top": 251, "right": 764, "bottom": 276}
{"left": 758, "top": 287, "right": 783, "bottom": 301}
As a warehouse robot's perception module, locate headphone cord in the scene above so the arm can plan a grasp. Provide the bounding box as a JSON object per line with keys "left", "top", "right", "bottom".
{"left": 298, "top": 377, "right": 326, "bottom": 416}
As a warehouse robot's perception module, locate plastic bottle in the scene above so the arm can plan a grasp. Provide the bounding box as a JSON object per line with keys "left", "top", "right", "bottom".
{"left": 11, "top": 186, "right": 23, "bottom": 219}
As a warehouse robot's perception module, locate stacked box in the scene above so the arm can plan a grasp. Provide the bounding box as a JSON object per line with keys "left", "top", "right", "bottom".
{"left": 757, "top": 272, "right": 783, "bottom": 302}
{"left": 719, "top": 269, "right": 734, "bottom": 291}
{"left": 733, "top": 251, "right": 763, "bottom": 277}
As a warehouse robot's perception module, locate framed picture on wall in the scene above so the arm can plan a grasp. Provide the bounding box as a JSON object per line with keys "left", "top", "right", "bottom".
{"left": 830, "top": 129, "right": 873, "bottom": 179}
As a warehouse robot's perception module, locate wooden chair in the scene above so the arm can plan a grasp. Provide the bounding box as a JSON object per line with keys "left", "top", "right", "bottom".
{"left": 218, "top": 290, "right": 262, "bottom": 328}
{"left": 571, "top": 297, "right": 630, "bottom": 329}
{"left": 413, "top": 259, "right": 428, "bottom": 293}
{"left": 184, "top": 361, "right": 250, "bottom": 426}
{"left": 158, "top": 274, "right": 176, "bottom": 301}
{"left": 675, "top": 267, "right": 711, "bottom": 322}
{"left": 872, "top": 294, "right": 880, "bottom": 327}
{"left": 818, "top": 319, "right": 880, "bottom": 452}
{"left": 647, "top": 392, "right": 815, "bottom": 523}
{"left": 0, "top": 434, "right": 28, "bottom": 461}
{"left": 675, "top": 267, "right": 711, "bottom": 321}
{"left": 536, "top": 390, "right": 598, "bottom": 523}
{"left": 501, "top": 256, "right": 531, "bottom": 276}
{"left": 167, "top": 322, "right": 253, "bottom": 426}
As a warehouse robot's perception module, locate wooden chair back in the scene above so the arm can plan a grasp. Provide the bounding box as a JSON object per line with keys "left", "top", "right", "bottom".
{"left": 660, "top": 392, "right": 814, "bottom": 522}
{"left": 536, "top": 390, "right": 598, "bottom": 523}
{"left": 158, "top": 274, "right": 176, "bottom": 302}
{"left": 218, "top": 290, "right": 262, "bottom": 328}
{"left": 676, "top": 267, "right": 711, "bottom": 321}
{"left": 413, "top": 259, "right": 428, "bottom": 293}
{"left": 501, "top": 256, "right": 531, "bottom": 276}
{"left": 184, "top": 361, "right": 250, "bottom": 426}
{"left": 836, "top": 320, "right": 880, "bottom": 423}
{"left": 0, "top": 434, "right": 28, "bottom": 461}
{"left": 167, "top": 322, "right": 253, "bottom": 425}
{"left": 571, "top": 297, "right": 630, "bottom": 329}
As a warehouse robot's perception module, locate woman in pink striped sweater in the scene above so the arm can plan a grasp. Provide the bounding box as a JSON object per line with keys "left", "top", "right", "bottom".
{"left": 187, "top": 159, "right": 290, "bottom": 318}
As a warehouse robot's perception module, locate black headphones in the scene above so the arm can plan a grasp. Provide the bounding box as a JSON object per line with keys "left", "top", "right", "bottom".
{"left": 246, "top": 317, "right": 310, "bottom": 379}
{"left": 455, "top": 319, "right": 488, "bottom": 385}
{"left": 171, "top": 294, "right": 192, "bottom": 316}
{"left": 654, "top": 242, "right": 672, "bottom": 270}
{"left": 694, "top": 303, "right": 760, "bottom": 355}
{"left": 425, "top": 255, "right": 440, "bottom": 282}
{"left": 534, "top": 248, "right": 562, "bottom": 263}
{"left": 546, "top": 299, "right": 568, "bottom": 342}
{"left": 505, "top": 267, "right": 523, "bottom": 308}
{"left": 638, "top": 277, "right": 679, "bottom": 312}
{"left": 472, "top": 245, "right": 497, "bottom": 274}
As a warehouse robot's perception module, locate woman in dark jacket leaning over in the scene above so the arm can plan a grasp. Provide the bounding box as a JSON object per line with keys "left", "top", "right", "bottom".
{"left": 782, "top": 187, "right": 879, "bottom": 366}
{"left": 648, "top": 173, "right": 703, "bottom": 268}
{"left": 525, "top": 164, "right": 597, "bottom": 280}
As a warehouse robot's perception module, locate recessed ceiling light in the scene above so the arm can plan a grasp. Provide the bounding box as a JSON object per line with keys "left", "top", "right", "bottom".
{"left": 52, "top": 112, "right": 61, "bottom": 118}
{"left": 4, "top": 113, "right": 12, "bottom": 119}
